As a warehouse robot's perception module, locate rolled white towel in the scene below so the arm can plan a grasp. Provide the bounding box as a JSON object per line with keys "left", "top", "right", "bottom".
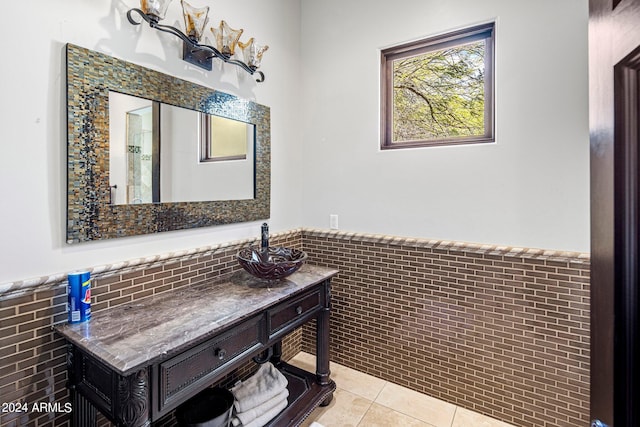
{"left": 241, "top": 398, "right": 288, "bottom": 427}
{"left": 232, "top": 389, "right": 289, "bottom": 427}
{"left": 232, "top": 362, "right": 288, "bottom": 413}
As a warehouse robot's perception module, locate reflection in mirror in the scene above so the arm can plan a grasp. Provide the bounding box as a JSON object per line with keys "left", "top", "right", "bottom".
{"left": 200, "top": 115, "right": 253, "bottom": 162}
{"left": 108, "top": 93, "right": 157, "bottom": 205}
{"left": 108, "top": 91, "right": 255, "bottom": 205}
{"left": 126, "top": 104, "right": 156, "bottom": 204}
{"left": 161, "top": 103, "right": 255, "bottom": 202}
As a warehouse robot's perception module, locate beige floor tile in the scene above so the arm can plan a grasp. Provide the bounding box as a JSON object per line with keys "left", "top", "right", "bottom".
{"left": 289, "top": 351, "right": 317, "bottom": 372}
{"left": 328, "top": 362, "right": 386, "bottom": 401}
{"left": 302, "top": 388, "right": 372, "bottom": 427}
{"left": 374, "top": 382, "right": 456, "bottom": 427}
{"left": 291, "top": 354, "right": 512, "bottom": 427}
{"left": 357, "top": 403, "right": 435, "bottom": 427}
{"left": 289, "top": 352, "right": 386, "bottom": 401}
{"left": 452, "top": 407, "right": 516, "bottom": 427}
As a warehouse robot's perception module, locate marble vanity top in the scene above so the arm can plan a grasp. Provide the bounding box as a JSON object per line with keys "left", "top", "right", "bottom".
{"left": 55, "top": 264, "right": 338, "bottom": 376}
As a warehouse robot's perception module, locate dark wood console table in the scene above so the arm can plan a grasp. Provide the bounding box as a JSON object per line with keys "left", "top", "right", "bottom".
{"left": 55, "top": 264, "right": 338, "bottom": 427}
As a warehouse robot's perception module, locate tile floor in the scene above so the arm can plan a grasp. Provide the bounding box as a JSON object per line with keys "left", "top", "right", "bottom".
{"left": 289, "top": 352, "right": 516, "bottom": 427}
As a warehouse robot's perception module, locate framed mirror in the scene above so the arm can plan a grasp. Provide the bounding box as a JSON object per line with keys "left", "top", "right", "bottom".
{"left": 66, "top": 44, "right": 270, "bottom": 243}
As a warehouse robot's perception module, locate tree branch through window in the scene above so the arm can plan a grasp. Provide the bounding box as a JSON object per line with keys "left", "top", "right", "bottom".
{"left": 381, "top": 23, "right": 495, "bottom": 149}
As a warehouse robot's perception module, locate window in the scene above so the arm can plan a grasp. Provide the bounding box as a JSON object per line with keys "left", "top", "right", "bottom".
{"left": 381, "top": 22, "right": 495, "bottom": 149}
{"left": 199, "top": 113, "right": 254, "bottom": 162}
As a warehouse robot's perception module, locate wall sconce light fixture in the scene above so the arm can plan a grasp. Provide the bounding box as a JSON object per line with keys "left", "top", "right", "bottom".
{"left": 128, "top": 0, "right": 268, "bottom": 82}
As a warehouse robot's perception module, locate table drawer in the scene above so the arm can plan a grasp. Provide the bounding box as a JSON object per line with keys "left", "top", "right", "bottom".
{"left": 269, "top": 288, "right": 323, "bottom": 335}
{"left": 158, "top": 315, "right": 263, "bottom": 413}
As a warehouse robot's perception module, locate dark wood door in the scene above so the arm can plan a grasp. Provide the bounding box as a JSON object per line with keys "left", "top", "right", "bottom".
{"left": 590, "top": 0, "right": 640, "bottom": 426}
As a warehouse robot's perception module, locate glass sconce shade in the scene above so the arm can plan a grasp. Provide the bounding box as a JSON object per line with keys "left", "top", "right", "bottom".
{"left": 181, "top": 0, "right": 209, "bottom": 42}
{"left": 211, "top": 20, "right": 243, "bottom": 56}
{"left": 140, "top": 0, "right": 172, "bottom": 21}
{"left": 238, "top": 38, "right": 269, "bottom": 69}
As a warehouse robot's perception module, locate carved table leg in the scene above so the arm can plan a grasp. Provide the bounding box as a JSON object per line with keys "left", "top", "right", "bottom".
{"left": 67, "top": 344, "right": 97, "bottom": 427}
{"left": 317, "top": 280, "right": 333, "bottom": 406}
{"left": 115, "top": 368, "right": 151, "bottom": 427}
{"left": 71, "top": 391, "right": 97, "bottom": 427}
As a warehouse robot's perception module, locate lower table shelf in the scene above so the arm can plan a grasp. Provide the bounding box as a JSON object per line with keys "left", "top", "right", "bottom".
{"left": 265, "top": 362, "right": 336, "bottom": 427}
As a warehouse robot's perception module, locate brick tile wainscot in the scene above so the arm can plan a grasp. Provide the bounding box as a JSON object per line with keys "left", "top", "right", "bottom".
{"left": 0, "top": 229, "right": 589, "bottom": 427}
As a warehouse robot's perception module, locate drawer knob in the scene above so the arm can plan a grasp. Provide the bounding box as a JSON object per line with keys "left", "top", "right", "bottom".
{"left": 215, "top": 348, "right": 227, "bottom": 360}
{"left": 296, "top": 306, "right": 303, "bottom": 315}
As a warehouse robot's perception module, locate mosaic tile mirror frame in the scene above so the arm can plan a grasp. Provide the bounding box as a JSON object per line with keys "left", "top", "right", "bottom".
{"left": 66, "top": 44, "right": 270, "bottom": 243}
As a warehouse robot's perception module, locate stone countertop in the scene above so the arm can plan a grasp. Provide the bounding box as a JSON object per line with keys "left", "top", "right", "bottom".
{"left": 55, "top": 264, "right": 338, "bottom": 376}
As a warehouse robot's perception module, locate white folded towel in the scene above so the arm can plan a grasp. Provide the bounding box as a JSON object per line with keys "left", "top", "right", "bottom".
{"left": 231, "top": 362, "right": 288, "bottom": 413}
{"left": 231, "top": 389, "right": 289, "bottom": 427}
{"left": 241, "top": 398, "right": 288, "bottom": 427}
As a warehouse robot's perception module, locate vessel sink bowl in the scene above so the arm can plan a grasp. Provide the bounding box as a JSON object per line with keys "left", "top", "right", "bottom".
{"left": 237, "top": 247, "right": 308, "bottom": 281}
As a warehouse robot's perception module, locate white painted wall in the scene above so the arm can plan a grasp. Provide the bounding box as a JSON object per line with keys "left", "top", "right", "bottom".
{"left": 0, "top": 0, "right": 302, "bottom": 284}
{"left": 0, "top": 0, "right": 589, "bottom": 284}
{"left": 300, "top": 0, "right": 590, "bottom": 252}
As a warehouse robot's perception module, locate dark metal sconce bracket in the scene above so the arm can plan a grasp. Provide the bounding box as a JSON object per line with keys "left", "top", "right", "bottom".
{"left": 182, "top": 43, "right": 213, "bottom": 70}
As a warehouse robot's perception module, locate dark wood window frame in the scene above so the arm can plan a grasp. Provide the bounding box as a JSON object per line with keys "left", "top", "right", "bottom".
{"left": 380, "top": 22, "right": 495, "bottom": 150}
{"left": 199, "top": 113, "right": 250, "bottom": 163}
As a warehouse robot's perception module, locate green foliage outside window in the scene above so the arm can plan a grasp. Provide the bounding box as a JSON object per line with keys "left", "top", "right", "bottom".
{"left": 392, "top": 40, "right": 486, "bottom": 143}
{"left": 381, "top": 22, "right": 494, "bottom": 149}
